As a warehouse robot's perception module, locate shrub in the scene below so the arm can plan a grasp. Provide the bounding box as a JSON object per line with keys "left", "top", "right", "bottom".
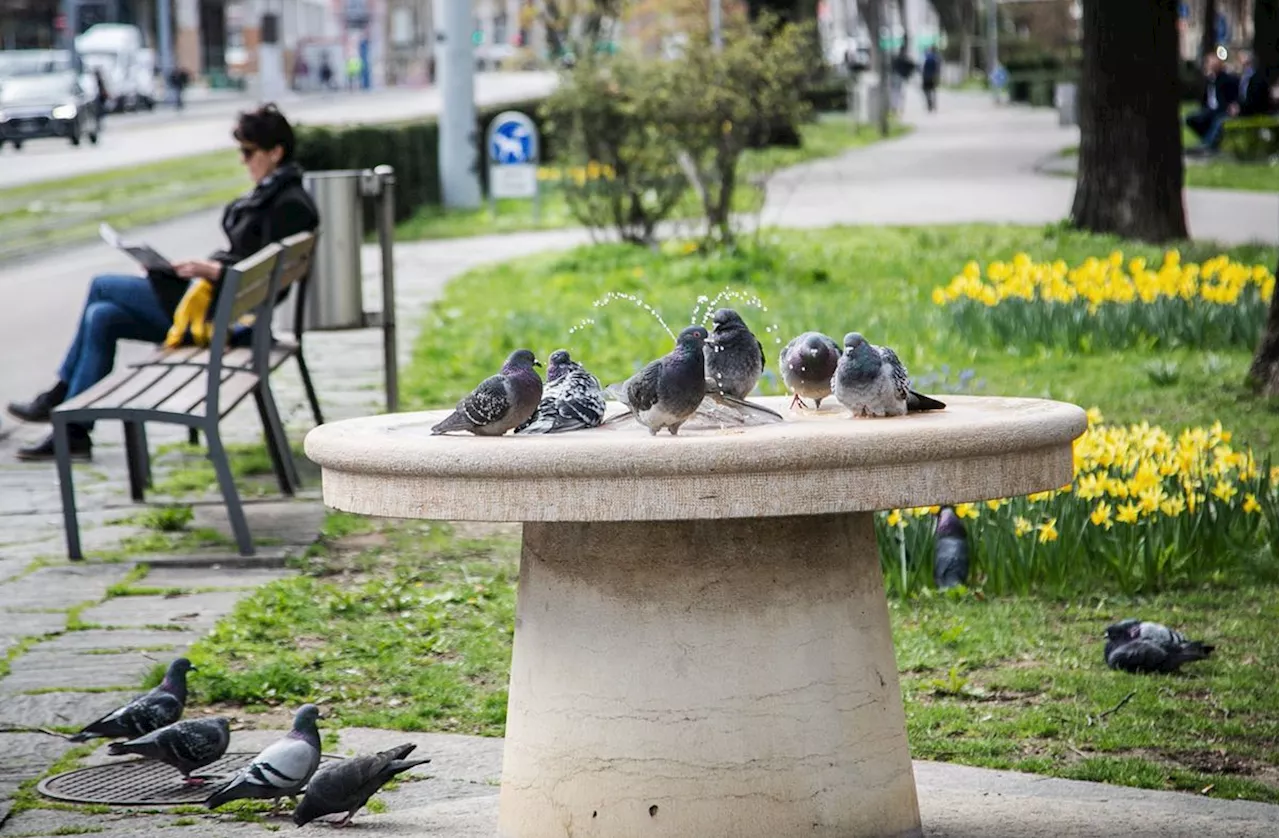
{"left": 292, "top": 98, "right": 549, "bottom": 225}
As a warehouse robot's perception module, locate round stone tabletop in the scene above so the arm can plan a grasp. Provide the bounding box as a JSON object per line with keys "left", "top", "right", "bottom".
{"left": 305, "top": 395, "right": 1087, "bottom": 522}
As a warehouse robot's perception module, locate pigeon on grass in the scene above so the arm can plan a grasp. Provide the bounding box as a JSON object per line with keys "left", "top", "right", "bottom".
{"left": 430, "top": 349, "right": 542, "bottom": 436}
{"left": 933, "top": 507, "right": 970, "bottom": 590}
{"left": 834, "top": 332, "right": 946, "bottom": 418}
{"left": 205, "top": 704, "right": 322, "bottom": 814}
{"left": 703, "top": 308, "right": 782, "bottom": 420}
{"left": 779, "top": 331, "right": 841, "bottom": 410}
{"left": 69, "top": 657, "right": 194, "bottom": 742}
{"left": 608, "top": 326, "right": 710, "bottom": 436}
{"left": 107, "top": 716, "right": 231, "bottom": 785}
{"left": 293, "top": 742, "right": 431, "bottom": 828}
{"left": 515, "top": 349, "right": 606, "bottom": 434}
{"left": 1104, "top": 619, "right": 1215, "bottom": 674}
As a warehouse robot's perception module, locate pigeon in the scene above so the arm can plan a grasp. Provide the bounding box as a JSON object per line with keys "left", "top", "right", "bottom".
{"left": 611, "top": 325, "right": 710, "bottom": 436}
{"left": 704, "top": 308, "right": 765, "bottom": 399}
{"left": 933, "top": 506, "right": 970, "bottom": 590}
{"left": 430, "top": 349, "right": 543, "bottom": 436}
{"left": 779, "top": 331, "right": 841, "bottom": 409}
{"left": 69, "top": 657, "right": 194, "bottom": 742}
{"left": 107, "top": 716, "right": 231, "bottom": 785}
{"left": 833, "top": 332, "right": 947, "bottom": 417}
{"left": 1104, "top": 619, "right": 1215, "bottom": 674}
{"left": 515, "top": 349, "right": 606, "bottom": 434}
{"left": 205, "top": 704, "right": 322, "bottom": 813}
{"left": 292, "top": 742, "right": 431, "bottom": 828}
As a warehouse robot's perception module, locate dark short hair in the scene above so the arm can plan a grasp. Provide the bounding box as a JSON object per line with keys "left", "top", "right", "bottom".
{"left": 233, "top": 103, "right": 295, "bottom": 162}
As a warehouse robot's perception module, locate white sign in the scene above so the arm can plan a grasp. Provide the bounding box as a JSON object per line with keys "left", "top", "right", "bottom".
{"left": 486, "top": 110, "right": 540, "bottom": 200}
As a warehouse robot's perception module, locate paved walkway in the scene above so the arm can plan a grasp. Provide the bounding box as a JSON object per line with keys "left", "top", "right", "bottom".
{"left": 0, "top": 88, "right": 1275, "bottom": 834}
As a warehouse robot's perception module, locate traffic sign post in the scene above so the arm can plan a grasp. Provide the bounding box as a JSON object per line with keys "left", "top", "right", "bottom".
{"left": 486, "top": 110, "right": 541, "bottom": 223}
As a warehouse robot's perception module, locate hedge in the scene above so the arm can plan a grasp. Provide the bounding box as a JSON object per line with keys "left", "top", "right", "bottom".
{"left": 293, "top": 98, "right": 550, "bottom": 225}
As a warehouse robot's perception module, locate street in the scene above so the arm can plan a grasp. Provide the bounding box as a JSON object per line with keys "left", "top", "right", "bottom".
{"left": 0, "top": 72, "right": 556, "bottom": 189}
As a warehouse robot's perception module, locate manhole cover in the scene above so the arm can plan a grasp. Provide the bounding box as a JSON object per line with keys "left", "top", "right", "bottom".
{"left": 37, "top": 752, "right": 344, "bottom": 807}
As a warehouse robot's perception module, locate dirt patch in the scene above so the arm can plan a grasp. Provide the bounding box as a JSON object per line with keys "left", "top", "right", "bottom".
{"left": 1076, "top": 747, "right": 1279, "bottom": 787}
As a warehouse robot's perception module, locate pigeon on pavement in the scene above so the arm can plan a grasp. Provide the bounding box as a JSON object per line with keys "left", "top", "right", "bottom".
{"left": 611, "top": 326, "right": 710, "bottom": 436}
{"left": 834, "top": 332, "right": 947, "bottom": 417}
{"left": 430, "top": 349, "right": 543, "bottom": 436}
{"left": 779, "top": 331, "right": 841, "bottom": 409}
{"left": 292, "top": 742, "right": 431, "bottom": 828}
{"left": 933, "top": 506, "right": 970, "bottom": 590}
{"left": 515, "top": 349, "right": 606, "bottom": 434}
{"left": 1104, "top": 619, "right": 1215, "bottom": 674}
{"left": 69, "top": 657, "right": 193, "bottom": 742}
{"left": 107, "top": 716, "right": 231, "bottom": 785}
{"left": 205, "top": 704, "right": 322, "bottom": 813}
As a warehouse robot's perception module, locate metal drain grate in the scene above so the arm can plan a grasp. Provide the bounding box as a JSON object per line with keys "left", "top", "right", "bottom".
{"left": 37, "top": 752, "right": 344, "bottom": 807}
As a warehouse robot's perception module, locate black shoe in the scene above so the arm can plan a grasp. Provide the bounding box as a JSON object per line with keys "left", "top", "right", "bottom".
{"left": 16, "top": 428, "right": 92, "bottom": 462}
{"left": 8, "top": 381, "right": 69, "bottom": 424}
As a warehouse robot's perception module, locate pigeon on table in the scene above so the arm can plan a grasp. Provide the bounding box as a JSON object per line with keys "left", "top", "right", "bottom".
{"left": 205, "top": 704, "right": 322, "bottom": 813}
{"left": 833, "top": 332, "right": 947, "bottom": 418}
{"left": 703, "top": 308, "right": 782, "bottom": 420}
{"left": 430, "top": 349, "right": 543, "bottom": 436}
{"left": 69, "top": 657, "right": 193, "bottom": 742}
{"left": 292, "top": 742, "right": 431, "bottom": 828}
{"left": 933, "top": 506, "right": 970, "bottom": 590}
{"left": 107, "top": 716, "right": 231, "bottom": 785}
{"left": 1104, "top": 619, "right": 1215, "bottom": 674}
{"left": 779, "top": 331, "right": 841, "bottom": 410}
{"left": 515, "top": 349, "right": 606, "bottom": 435}
{"left": 609, "top": 325, "right": 709, "bottom": 436}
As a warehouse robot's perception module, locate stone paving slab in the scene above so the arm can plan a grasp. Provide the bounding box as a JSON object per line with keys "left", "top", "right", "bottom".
{"left": 135, "top": 568, "right": 294, "bottom": 591}
{"left": 35, "top": 629, "right": 198, "bottom": 654}
{"left": 0, "top": 612, "right": 69, "bottom": 642}
{"left": 76, "top": 591, "right": 249, "bottom": 633}
{"left": 0, "top": 566, "right": 133, "bottom": 613}
{"left": 0, "top": 649, "right": 162, "bottom": 695}
{"left": 0, "top": 690, "right": 135, "bottom": 730}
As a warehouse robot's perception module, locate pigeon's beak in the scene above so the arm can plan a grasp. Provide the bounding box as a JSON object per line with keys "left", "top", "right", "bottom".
{"left": 188, "top": 665, "right": 198, "bottom": 672}
{"left": 533, "top": 360, "right": 542, "bottom": 368}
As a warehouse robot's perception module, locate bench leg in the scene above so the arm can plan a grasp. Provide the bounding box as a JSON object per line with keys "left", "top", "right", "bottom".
{"left": 254, "top": 387, "right": 297, "bottom": 496}
{"left": 53, "top": 420, "right": 83, "bottom": 561}
{"left": 205, "top": 428, "right": 254, "bottom": 557}
{"left": 295, "top": 350, "right": 324, "bottom": 426}
{"left": 123, "top": 422, "right": 147, "bottom": 502}
{"left": 188, "top": 428, "right": 199, "bottom": 447}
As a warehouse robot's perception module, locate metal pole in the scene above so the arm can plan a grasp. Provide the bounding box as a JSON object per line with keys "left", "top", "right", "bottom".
{"left": 710, "top": 0, "right": 722, "bottom": 50}
{"left": 59, "top": 0, "right": 78, "bottom": 54}
{"left": 374, "top": 165, "right": 400, "bottom": 413}
{"left": 986, "top": 0, "right": 999, "bottom": 101}
{"left": 157, "top": 0, "right": 174, "bottom": 106}
{"left": 438, "top": 0, "right": 482, "bottom": 208}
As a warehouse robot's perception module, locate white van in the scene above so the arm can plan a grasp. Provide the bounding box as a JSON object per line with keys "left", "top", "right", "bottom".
{"left": 75, "top": 24, "right": 157, "bottom": 112}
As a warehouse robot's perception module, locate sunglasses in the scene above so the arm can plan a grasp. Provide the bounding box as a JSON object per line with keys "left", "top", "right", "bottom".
{"left": 238, "top": 145, "right": 260, "bottom": 161}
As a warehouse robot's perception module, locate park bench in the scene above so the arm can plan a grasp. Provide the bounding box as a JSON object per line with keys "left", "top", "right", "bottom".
{"left": 52, "top": 232, "right": 319, "bottom": 560}
{"left": 1222, "top": 115, "right": 1280, "bottom": 161}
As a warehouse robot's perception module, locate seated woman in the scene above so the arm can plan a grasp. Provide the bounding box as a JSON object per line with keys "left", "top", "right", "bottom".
{"left": 6, "top": 104, "right": 319, "bottom": 462}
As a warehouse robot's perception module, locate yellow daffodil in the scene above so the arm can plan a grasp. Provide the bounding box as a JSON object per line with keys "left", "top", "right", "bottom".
{"left": 986, "top": 499, "right": 1003, "bottom": 511}
{"left": 1159, "top": 495, "right": 1186, "bottom": 517}
{"left": 955, "top": 503, "right": 979, "bottom": 519}
{"left": 1116, "top": 503, "right": 1140, "bottom": 524}
{"left": 1211, "top": 481, "right": 1238, "bottom": 502}
{"left": 1090, "top": 502, "right": 1113, "bottom": 529}
{"left": 1243, "top": 493, "right": 1261, "bottom": 514}
{"left": 1037, "top": 518, "right": 1059, "bottom": 543}
{"left": 1014, "top": 516, "right": 1033, "bottom": 537}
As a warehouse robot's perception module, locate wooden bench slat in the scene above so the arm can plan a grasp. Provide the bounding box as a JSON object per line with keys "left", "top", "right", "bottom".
{"left": 86, "top": 365, "right": 188, "bottom": 411}
{"left": 216, "top": 371, "right": 264, "bottom": 419}
{"left": 150, "top": 367, "right": 231, "bottom": 417}
{"left": 57, "top": 367, "right": 146, "bottom": 413}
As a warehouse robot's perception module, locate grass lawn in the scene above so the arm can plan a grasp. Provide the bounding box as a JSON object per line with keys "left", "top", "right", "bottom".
{"left": 179, "top": 222, "right": 1277, "bottom": 802}
{"left": 392, "top": 113, "right": 910, "bottom": 241}
{"left": 0, "top": 149, "right": 245, "bottom": 261}
{"left": 1057, "top": 145, "right": 1279, "bottom": 193}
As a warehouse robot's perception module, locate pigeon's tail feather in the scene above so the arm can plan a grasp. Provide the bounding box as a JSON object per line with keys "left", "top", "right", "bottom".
{"left": 1177, "top": 641, "right": 1215, "bottom": 662}
{"left": 714, "top": 393, "right": 784, "bottom": 421}
{"left": 204, "top": 778, "right": 246, "bottom": 810}
{"left": 907, "top": 390, "right": 947, "bottom": 412}
{"left": 603, "top": 409, "right": 634, "bottom": 426}
{"left": 429, "top": 410, "right": 471, "bottom": 435}
{"left": 387, "top": 757, "right": 432, "bottom": 774}
{"left": 68, "top": 731, "right": 98, "bottom": 743}
{"left": 106, "top": 741, "right": 137, "bottom": 756}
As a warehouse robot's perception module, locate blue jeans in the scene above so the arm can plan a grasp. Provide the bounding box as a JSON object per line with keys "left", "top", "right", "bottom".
{"left": 58, "top": 274, "right": 173, "bottom": 428}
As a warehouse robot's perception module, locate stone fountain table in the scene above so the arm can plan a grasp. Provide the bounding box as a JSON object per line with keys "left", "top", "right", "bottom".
{"left": 305, "top": 395, "right": 1087, "bottom": 838}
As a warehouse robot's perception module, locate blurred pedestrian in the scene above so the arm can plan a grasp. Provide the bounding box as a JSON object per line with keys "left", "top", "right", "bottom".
{"left": 921, "top": 46, "right": 940, "bottom": 113}
{"left": 319, "top": 56, "right": 335, "bottom": 90}
{"left": 169, "top": 66, "right": 191, "bottom": 111}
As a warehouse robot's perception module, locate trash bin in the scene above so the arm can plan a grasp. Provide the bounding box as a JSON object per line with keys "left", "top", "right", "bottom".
{"left": 300, "top": 170, "right": 366, "bottom": 331}
{"left": 1055, "top": 82, "right": 1078, "bottom": 127}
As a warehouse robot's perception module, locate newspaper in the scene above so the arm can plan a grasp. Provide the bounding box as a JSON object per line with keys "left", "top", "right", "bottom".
{"left": 99, "top": 222, "right": 174, "bottom": 273}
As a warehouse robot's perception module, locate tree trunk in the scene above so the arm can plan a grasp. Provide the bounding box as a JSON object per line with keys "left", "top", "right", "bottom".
{"left": 1200, "top": 0, "right": 1219, "bottom": 57}
{"left": 1069, "top": 0, "right": 1189, "bottom": 243}
{"left": 864, "top": 0, "right": 891, "bottom": 136}
{"left": 1244, "top": 258, "right": 1280, "bottom": 396}
{"left": 1255, "top": 0, "right": 1278, "bottom": 93}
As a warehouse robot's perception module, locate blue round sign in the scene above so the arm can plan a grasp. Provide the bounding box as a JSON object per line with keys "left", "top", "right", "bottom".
{"left": 489, "top": 115, "right": 536, "bottom": 165}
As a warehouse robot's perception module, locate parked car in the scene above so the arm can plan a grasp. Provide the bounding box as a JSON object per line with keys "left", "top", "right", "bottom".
{"left": 75, "top": 24, "right": 156, "bottom": 112}
{"left": 0, "top": 71, "right": 101, "bottom": 149}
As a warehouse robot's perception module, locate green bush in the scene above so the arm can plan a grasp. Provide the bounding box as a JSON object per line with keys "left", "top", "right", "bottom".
{"left": 293, "top": 98, "right": 549, "bottom": 224}
{"left": 1222, "top": 116, "right": 1280, "bottom": 162}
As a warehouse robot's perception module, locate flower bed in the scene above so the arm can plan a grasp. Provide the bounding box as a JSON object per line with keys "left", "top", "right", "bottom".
{"left": 933, "top": 251, "right": 1275, "bottom": 350}
{"left": 877, "top": 410, "right": 1278, "bottom": 597}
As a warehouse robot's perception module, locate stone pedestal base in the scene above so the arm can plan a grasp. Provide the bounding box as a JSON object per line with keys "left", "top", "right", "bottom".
{"left": 497, "top": 513, "right": 922, "bottom": 838}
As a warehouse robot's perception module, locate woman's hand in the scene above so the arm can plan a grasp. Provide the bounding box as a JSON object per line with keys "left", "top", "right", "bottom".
{"left": 173, "top": 259, "right": 222, "bottom": 280}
